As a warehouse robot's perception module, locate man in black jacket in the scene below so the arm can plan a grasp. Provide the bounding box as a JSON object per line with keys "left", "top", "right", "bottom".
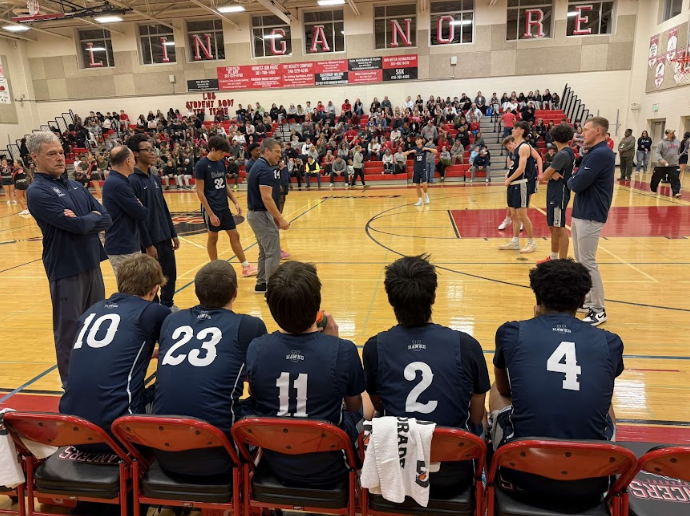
{"left": 102, "top": 146, "right": 148, "bottom": 279}
{"left": 127, "top": 134, "right": 180, "bottom": 310}
{"left": 26, "top": 131, "right": 112, "bottom": 386}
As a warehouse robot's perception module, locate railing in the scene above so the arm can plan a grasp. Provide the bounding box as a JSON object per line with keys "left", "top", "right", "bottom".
{"left": 561, "top": 83, "right": 591, "bottom": 125}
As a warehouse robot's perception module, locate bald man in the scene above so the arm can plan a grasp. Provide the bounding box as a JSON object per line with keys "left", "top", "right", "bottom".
{"left": 102, "top": 146, "right": 149, "bottom": 278}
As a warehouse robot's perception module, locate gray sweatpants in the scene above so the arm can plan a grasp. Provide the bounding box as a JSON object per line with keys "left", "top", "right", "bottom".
{"left": 247, "top": 210, "right": 281, "bottom": 286}
{"left": 108, "top": 252, "right": 141, "bottom": 280}
{"left": 49, "top": 267, "right": 106, "bottom": 385}
{"left": 571, "top": 217, "right": 605, "bottom": 311}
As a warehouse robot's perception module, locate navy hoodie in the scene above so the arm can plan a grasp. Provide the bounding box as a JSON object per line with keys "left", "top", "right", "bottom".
{"left": 27, "top": 172, "right": 112, "bottom": 282}
{"left": 102, "top": 170, "right": 149, "bottom": 255}
{"left": 128, "top": 167, "right": 177, "bottom": 248}
{"left": 567, "top": 141, "right": 615, "bottom": 223}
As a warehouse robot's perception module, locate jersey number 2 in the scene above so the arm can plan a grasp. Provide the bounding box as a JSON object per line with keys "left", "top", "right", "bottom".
{"left": 546, "top": 341, "right": 581, "bottom": 391}
{"left": 404, "top": 362, "right": 438, "bottom": 414}
{"left": 276, "top": 373, "right": 308, "bottom": 417}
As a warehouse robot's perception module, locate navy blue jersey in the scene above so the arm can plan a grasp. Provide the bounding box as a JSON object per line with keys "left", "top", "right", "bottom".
{"left": 510, "top": 141, "right": 536, "bottom": 182}
{"left": 194, "top": 157, "right": 229, "bottom": 213}
{"left": 153, "top": 306, "right": 267, "bottom": 477}
{"left": 246, "top": 331, "right": 365, "bottom": 487}
{"left": 60, "top": 294, "right": 170, "bottom": 433}
{"left": 494, "top": 314, "right": 624, "bottom": 441}
{"left": 411, "top": 147, "right": 429, "bottom": 174}
{"left": 363, "top": 324, "right": 490, "bottom": 429}
{"left": 547, "top": 147, "right": 575, "bottom": 183}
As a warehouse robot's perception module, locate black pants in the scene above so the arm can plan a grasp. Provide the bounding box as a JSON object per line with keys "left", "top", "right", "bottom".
{"left": 436, "top": 162, "right": 447, "bottom": 178}
{"left": 330, "top": 171, "right": 347, "bottom": 183}
{"left": 154, "top": 239, "right": 177, "bottom": 307}
{"left": 49, "top": 268, "right": 105, "bottom": 385}
{"left": 651, "top": 166, "right": 681, "bottom": 196}
{"left": 351, "top": 168, "right": 365, "bottom": 186}
{"left": 291, "top": 170, "right": 304, "bottom": 187}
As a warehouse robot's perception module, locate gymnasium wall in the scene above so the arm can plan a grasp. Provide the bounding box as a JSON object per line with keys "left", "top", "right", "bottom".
{"left": 0, "top": 38, "right": 40, "bottom": 144}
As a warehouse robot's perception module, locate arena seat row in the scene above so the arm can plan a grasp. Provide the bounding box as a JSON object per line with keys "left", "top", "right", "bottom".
{"left": 3, "top": 411, "right": 690, "bottom": 516}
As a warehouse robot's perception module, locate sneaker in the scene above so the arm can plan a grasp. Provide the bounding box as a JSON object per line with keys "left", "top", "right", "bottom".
{"left": 254, "top": 283, "right": 267, "bottom": 294}
{"left": 537, "top": 256, "right": 551, "bottom": 264}
{"left": 499, "top": 240, "right": 520, "bottom": 250}
{"left": 5, "top": 200, "right": 10, "bottom": 205}
{"left": 583, "top": 309, "right": 607, "bottom": 326}
{"left": 468, "top": 179, "right": 473, "bottom": 183}
{"left": 329, "top": 183, "right": 334, "bottom": 187}
{"left": 520, "top": 223, "right": 524, "bottom": 231}
{"left": 577, "top": 305, "right": 591, "bottom": 313}
{"left": 414, "top": 199, "right": 424, "bottom": 206}
{"left": 242, "top": 264, "right": 258, "bottom": 277}
{"left": 280, "top": 249, "right": 291, "bottom": 260}
{"left": 11, "top": 200, "right": 16, "bottom": 205}
{"left": 18, "top": 209, "right": 30, "bottom": 215}
{"left": 486, "top": 178, "right": 490, "bottom": 183}
{"left": 498, "top": 217, "right": 512, "bottom": 230}
{"left": 674, "top": 192, "right": 682, "bottom": 198}
{"left": 520, "top": 240, "right": 537, "bottom": 254}
{"left": 424, "top": 194, "right": 430, "bottom": 203}
{"left": 440, "top": 177, "right": 445, "bottom": 182}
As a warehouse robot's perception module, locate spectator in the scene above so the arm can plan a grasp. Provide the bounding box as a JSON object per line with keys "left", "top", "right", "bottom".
{"left": 521, "top": 101, "right": 536, "bottom": 123}
{"left": 305, "top": 155, "right": 321, "bottom": 190}
{"left": 450, "top": 140, "right": 465, "bottom": 164}
{"left": 421, "top": 120, "right": 438, "bottom": 143}
{"left": 102, "top": 146, "right": 148, "bottom": 279}
{"left": 469, "top": 148, "right": 491, "bottom": 183}
{"left": 617, "top": 129, "right": 636, "bottom": 181}
{"left": 651, "top": 128, "right": 682, "bottom": 198}
{"left": 27, "top": 132, "right": 112, "bottom": 386}
{"left": 635, "top": 130, "right": 652, "bottom": 175}
{"left": 330, "top": 156, "right": 347, "bottom": 185}
{"left": 394, "top": 148, "right": 407, "bottom": 173}
{"left": 247, "top": 261, "right": 364, "bottom": 488}
{"left": 382, "top": 148, "right": 395, "bottom": 174}
{"left": 351, "top": 145, "right": 366, "bottom": 187}
{"left": 436, "top": 145, "right": 451, "bottom": 181}
{"left": 543, "top": 146, "right": 557, "bottom": 169}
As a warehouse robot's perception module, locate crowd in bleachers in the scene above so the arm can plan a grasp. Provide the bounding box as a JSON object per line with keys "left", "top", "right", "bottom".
{"left": 28, "top": 88, "right": 563, "bottom": 188}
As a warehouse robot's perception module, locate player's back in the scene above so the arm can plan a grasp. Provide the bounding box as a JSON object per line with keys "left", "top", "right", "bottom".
{"left": 497, "top": 313, "right": 623, "bottom": 441}
{"left": 153, "top": 306, "right": 251, "bottom": 476}
{"left": 60, "top": 294, "right": 161, "bottom": 433}
{"left": 247, "top": 331, "right": 363, "bottom": 487}
{"left": 373, "top": 324, "right": 482, "bottom": 429}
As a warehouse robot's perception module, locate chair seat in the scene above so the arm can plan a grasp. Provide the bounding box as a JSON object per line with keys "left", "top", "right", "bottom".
{"left": 251, "top": 460, "right": 348, "bottom": 509}
{"left": 141, "top": 460, "right": 233, "bottom": 503}
{"left": 369, "top": 483, "right": 475, "bottom": 516}
{"left": 494, "top": 488, "right": 609, "bottom": 516}
{"left": 34, "top": 447, "right": 121, "bottom": 499}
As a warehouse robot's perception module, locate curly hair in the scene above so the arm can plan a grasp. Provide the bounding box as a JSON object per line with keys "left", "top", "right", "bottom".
{"left": 529, "top": 258, "right": 592, "bottom": 313}
{"left": 550, "top": 124, "right": 575, "bottom": 144}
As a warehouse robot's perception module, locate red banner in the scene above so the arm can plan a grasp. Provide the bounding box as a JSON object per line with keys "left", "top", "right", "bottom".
{"left": 349, "top": 69, "right": 383, "bottom": 84}
{"left": 217, "top": 65, "right": 252, "bottom": 90}
{"left": 281, "top": 62, "right": 316, "bottom": 87}
{"left": 314, "top": 59, "right": 348, "bottom": 74}
{"left": 248, "top": 64, "right": 283, "bottom": 88}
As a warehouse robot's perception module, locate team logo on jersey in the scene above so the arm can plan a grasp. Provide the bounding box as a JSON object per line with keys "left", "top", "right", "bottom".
{"left": 52, "top": 187, "right": 65, "bottom": 197}
{"left": 408, "top": 340, "right": 426, "bottom": 351}
{"left": 286, "top": 350, "right": 304, "bottom": 362}
{"left": 171, "top": 212, "right": 207, "bottom": 236}
{"left": 552, "top": 324, "right": 572, "bottom": 334}
{"left": 104, "top": 303, "right": 119, "bottom": 309}
{"left": 197, "top": 311, "right": 211, "bottom": 321}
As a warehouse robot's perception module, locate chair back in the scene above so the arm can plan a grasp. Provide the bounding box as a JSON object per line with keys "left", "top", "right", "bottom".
{"left": 630, "top": 446, "right": 690, "bottom": 483}
{"left": 487, "top": 438, "right": 638, "bottom": 495}
{"left": 232, "top": 417, "right": 357, "bottom": 470}
{"left": 4, "top": 412, "right": 129, "bottom": 462}
{"left": 111, "top": 415, "right": 240, "bottom": 466}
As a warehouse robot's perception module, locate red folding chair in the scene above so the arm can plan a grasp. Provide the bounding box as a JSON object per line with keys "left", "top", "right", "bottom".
{"left": 111, "top": 415, "right": 242, "bottom": 516}
{"left": 486, "top": 439, "right": 638, "bottom": 516}
{"left": 359, "top": 427, "right": 487, "bottom": 516}
{"left": 623, "top": 445, "right": 690, "bottom": 516}
{"left": 3, "top": 411, "right": 132, "bottom": 516}
{"left": 232, "top": 417, "right": 358, "bottom": 516}
{"left": 0, "top": 438, "right": 26, "bottom": 516}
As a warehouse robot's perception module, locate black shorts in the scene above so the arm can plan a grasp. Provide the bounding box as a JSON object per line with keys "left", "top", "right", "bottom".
{"left": 412, "top": 168, "right": 427, "bottom": 184}
{"left": 1, "top": 177, "right": 12, "bottom": 186}
{"left": 14, "top": 180, "right": 29, "bottom": 191}
{"left": 202, "top": 207, "right": 236, "bottom": 233}
{"left": 679, "top": 155, "right": 688, "bottom": 165}
{"left": 90, "top": 172, "right": 101, "bottom": 181}
{"left": 507, "top": 181, "right": 529, "bottom": 209}
{"left": 546, "top": 183, "right": 571, "bottom": 228}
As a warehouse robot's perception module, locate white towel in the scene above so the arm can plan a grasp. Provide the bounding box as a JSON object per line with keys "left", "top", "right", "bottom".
{"left": 0, "top": 409, "right": 25, "bottom": 489}
{"left": 361, "top": 417, "right": 436, "bottom": 507}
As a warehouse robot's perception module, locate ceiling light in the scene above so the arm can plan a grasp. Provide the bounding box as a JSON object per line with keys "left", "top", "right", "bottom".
{"left": 3, "top": 25, "right": 30, "bottom": 32}
{"left": 89, "top": 47, "right": 107, "bottom": 51}
{"left": 94, "top": 15, "right": 123, "bottom": 23}
{"left": 567, "top": 11, "right": 577, "bottom": 17}
{"left": 317, "top": 0, "right": 345, "bottom": 6}
{"left": 450, "top": 19, "right": 472, "bottom": 26}
{"left": 264, "top": 33, "right": 282, "bottom": 39}
{"left": 164, "top": 41, "right": 175, "bottom": 45}
{"left": 217, "top": 5, "right": 245, "bottom": 13}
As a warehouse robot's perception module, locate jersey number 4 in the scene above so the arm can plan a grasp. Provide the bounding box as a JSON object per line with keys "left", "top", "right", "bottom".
{"left": 546, "top": 341, "right": 582, "bottom": 391}
{"left": 161, "top": 326, "right": 222, "bottom": 367}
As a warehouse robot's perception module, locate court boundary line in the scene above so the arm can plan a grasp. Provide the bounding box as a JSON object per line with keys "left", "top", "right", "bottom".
{"left": 447, "top": 210, "right": 461, "bottom": 238}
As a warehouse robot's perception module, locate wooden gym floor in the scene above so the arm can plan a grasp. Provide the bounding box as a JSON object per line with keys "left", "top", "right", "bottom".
{"left": 1, "top": 175, "right": 690, "bottom": 444}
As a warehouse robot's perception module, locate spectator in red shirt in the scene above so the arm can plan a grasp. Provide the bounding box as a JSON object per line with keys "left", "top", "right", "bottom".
{"left": 606, "top": 133, "right": 615, "bottom": 150}
{"left": 119, "top": 110, "right": 130, "bottom": 129}
{"left": 501, "top": 109, "right": 516, "bottom": 138}
{"left": 342, "top": 99, "right": 352, "bottom": 118}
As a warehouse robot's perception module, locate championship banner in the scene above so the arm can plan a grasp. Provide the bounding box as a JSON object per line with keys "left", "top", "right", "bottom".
{"left": 649, "top": 35, "right": 659, "bottom": 69}
{"left": 666, "top": 26, "right": 680, "bottom": 63}
{"left": 217, "top": 54, "right": 418, "bottom": 91}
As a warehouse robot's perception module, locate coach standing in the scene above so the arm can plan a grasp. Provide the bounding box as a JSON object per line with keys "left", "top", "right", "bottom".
{"left": 26, "top": 132, "right": 112, "bottom": 386}
{"left": 102, "top": 146, "right": 148, "bottom": 279}
{"left": 567, "top": 117, "right": 615, "bottom": 327}
{"left": 651, "top": 129, "right": 682, "bottom": 198}
{"left": 247, "top": 138, "right": 290, "bottom": 295}
{"left": 126, "top": 134, "right": 180, "bottom": 310}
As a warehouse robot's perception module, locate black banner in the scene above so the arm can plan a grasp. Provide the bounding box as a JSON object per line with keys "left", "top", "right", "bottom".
{"left": 383, "top": 67, "right": 418, "bottom": 82}
{"left": 187, "top": 79, "right": 219, "bottom": 92}
{"left": 316, "top": 72, "right": 348, "bottom": 86}
{"left": 348, "top": 57, "right": 382, "bottom": 71}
